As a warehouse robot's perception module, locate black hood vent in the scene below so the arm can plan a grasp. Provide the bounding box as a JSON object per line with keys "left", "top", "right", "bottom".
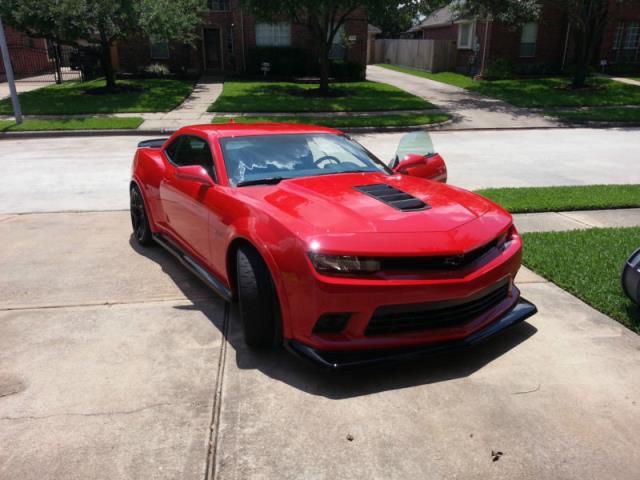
{"left": 354, "top": 184, "right": 429, "bottom": 212}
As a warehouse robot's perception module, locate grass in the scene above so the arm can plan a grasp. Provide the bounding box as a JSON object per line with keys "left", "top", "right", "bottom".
{"left": 379, "top": 64, "right": 477, "bottom": 89}
{"left": 548, "top": 107, "right": 640, "bottom": 123}
{"left": 208, "top": 81, "right": 434, "bottom": 113}
{"left": 475, "top": 185, "right": 640, "bottom": 213}
{"left": 378, "top": 64, "right": 640, "bottom": 108}
{"left": 0, "top": 117, "right": 144, "bottom": 132}
{"left": 0, "top": 78, "right": 194, "bottom": 115}
{"left": 212, "top": 112, "right": 450, "bottom": 128}
{"left": 522, "top": 227, "right": 640, "bottom": 333}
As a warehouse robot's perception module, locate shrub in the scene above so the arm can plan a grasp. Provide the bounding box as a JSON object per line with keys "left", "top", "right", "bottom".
{"left": 483, "top": 59, "right": 514, "bottom": 80}
{"left": 246, "top": 47, "right": 309, "bottom": 77}
{"left": 330, "top": 60, "right": 365, "bottom": 81}
{"left": 143, "top": 63, "right": 171, "bottom": 77}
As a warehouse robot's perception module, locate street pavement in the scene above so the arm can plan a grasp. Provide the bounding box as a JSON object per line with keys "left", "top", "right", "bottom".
{"left": 367, "top": 65, "right": 558, "bottom": 130}
{"left": 2, "top": 131, "right": 640, "bottom": 479}
{"left": 1, "top": 127, "right": 639, "bottom": 214}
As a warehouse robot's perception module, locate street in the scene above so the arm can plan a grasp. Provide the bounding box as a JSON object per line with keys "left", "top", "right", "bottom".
{"left": 1, "top": 127, "right": 639, "bottom": 214}
{"left": 2, "top": 129, "right": 640, "bottom": 479}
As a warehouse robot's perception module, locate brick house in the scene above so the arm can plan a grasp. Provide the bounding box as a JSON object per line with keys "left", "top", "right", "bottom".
{"left": 114, "top": 0, "right": 368, "bottom": 77}
{"left": 408, "top": 1, "right": 640, "bottom": 75}
{"left": 0, "top": 25, "right": 51, "bottom": 81}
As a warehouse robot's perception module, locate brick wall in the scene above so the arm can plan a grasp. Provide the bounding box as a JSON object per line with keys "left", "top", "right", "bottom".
{"left": 0, "top": 25, "right": 50, "bottom": 78}
{"left": 115, "top": 1, "right": 368, "bottom": 76}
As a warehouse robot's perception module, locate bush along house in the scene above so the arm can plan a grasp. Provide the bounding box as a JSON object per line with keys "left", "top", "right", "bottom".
{"left": 407, "top": 1, "right": 640, "bottom": 78}
{"left": 113, "top": 0, "right": 368, "bottom": 79}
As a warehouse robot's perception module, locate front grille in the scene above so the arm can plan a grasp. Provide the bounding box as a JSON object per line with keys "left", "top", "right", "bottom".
{"left": 379, "top": 239, "right": 498, "bottom": 272}
{"left": 365, "top": 281, "right": 510, "bottom": 336}
{"left": 354, "top": 184, "right": 429, "bottom": 212}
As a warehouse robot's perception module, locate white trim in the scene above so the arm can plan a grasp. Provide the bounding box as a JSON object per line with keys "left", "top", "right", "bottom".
{"left": 457, "top": 21, "right": 475, "bottom": 50}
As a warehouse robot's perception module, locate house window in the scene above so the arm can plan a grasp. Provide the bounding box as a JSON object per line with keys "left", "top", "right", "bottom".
{"left": 520, "top": 22, "right": 538, "bottom": 57}
{"left": 457, "top": 21, "right": 474, "bottom": 50}
{"left": 256, "top": 23, "right": 291, "bottom": 47}
{"left": 613, "top": 22, "right": 624, "bottom": 50}
{"left": 623, "top": 22, "right": 640, "bottom": 50}
{"left": 208, "top": 0, "right": 230, "bottom": 11}
{"left": 150, "top": 35, "right": 170, "bottom": 59}
{"left": 329, "top": 26, "right": 346, "bottom": 60}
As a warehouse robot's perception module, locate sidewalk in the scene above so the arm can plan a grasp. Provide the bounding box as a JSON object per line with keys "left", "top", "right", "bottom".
{"left": 367, "top": 65, "right": 559, "bottom": 130}
{"left": 0, "top": 76, "right": 223, "bottom": 131}
{"left": 513, "top": 208, "right": 640, "bottom": 233}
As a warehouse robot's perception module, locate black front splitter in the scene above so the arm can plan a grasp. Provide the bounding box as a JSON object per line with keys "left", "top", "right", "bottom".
{"left": 285, "top": 297, "right": 537, "bottom": 370}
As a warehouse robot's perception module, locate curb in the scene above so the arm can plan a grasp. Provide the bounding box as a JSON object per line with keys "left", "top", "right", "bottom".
{"left": 2, "top": 122, "right": 639, "bottom": 140}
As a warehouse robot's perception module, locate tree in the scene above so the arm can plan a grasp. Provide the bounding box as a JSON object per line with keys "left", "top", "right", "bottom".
{"left": 454, "top": 0, "right": 640, "bottom": 88}
{"left": 368, "top": 3, "right": 423, "bottom": 38}
{"left": 553, "top": 0, "right": 640, "bottom": 88}
{"left": 242, "top": 0, "right": 445, "bottom": 94}
{"left": 0, "top": 0, "right": 207, "bottom": 90}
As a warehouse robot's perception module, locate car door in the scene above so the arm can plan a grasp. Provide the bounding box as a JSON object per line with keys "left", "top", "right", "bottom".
{"left": 160, "top": 134, "right": 216, "bottom": 265}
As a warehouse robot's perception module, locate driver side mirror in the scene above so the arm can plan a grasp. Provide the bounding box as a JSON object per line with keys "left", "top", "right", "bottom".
{"left": 174, "top": 165, "right": 213, "bottom": 186}
{"left": 393, "top": 153, "right": 447, "bottom": 183}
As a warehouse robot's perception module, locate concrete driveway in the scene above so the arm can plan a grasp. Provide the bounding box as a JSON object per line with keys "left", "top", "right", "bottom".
{"left": 367, "top": 65, "right": 558, "bottom": 129}
{"left": 2, "top": 133, "right": 640, "bottom": 479}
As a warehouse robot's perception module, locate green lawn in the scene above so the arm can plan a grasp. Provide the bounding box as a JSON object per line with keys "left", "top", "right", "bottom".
{"left": 476, "top": 185, "right": 640, "bottom": 213}
{"left": 0, "top": 117, "right": 144, "bottom": 132}
{"left": 209, "top": 81, "right": 434, "bottom": 113}
{"left": 0, "top": 78, "right": 194, "bottom": 115}
{"left": 378, "top": 64, "right": 640, "bottom": 108}
{"left": 522, "top": 227, "right": 640, "bottom": 333}
{"left": 549, "top": 107, "right": 640, "bottom": 123}
{"left": 212, "top": 112, "right": 450, "bottom": 128}
{"left": 378, "top": 64, "right": 477, "bottom": 89}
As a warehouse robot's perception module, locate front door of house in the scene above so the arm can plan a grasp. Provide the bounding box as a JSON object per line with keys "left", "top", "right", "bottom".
{"left": 204, "top": 29, "right": 222, "bottom": 70}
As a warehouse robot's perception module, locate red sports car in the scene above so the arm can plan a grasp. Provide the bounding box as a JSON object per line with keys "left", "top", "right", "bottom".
{"left": 130, "top": 123, "right": 536, "bottom": 368}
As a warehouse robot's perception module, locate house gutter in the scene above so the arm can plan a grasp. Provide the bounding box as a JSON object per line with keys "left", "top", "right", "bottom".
{"left": 562, "top": 21, "right": 571, "bottom": 71}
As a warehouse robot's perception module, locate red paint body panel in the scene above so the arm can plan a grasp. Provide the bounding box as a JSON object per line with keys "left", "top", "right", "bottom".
{"left": 132, "top": 124, "right": 526, "bottom": 353}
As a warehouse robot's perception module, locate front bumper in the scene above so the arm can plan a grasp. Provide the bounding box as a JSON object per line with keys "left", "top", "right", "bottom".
{"left": 285, "top": 295, "right": 537, "bottom": 370}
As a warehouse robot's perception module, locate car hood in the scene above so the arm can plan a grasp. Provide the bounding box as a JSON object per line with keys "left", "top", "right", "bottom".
{"left": 237, "top": 172, "right": 503, "bottom": 235}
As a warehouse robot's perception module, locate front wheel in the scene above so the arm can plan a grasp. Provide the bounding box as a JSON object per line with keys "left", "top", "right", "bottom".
{"left": 236, "top": 247, "right": 282, "bottom": 348}
{"left": 130, "top": 185, "right": 154, "bottom": 246}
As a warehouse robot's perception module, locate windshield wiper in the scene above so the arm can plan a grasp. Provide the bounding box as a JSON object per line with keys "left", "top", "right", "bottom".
{"left": 236, "top": 176, "right": 285, "bottom": 187}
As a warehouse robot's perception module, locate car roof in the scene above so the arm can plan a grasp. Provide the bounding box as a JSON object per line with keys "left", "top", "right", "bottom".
{"left": 178, "top": 123, "right": 342, "bottom": 139}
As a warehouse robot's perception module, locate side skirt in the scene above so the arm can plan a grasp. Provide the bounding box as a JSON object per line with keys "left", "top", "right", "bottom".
{"left": 153, "top": 233, "right": 233, "bottom": 302}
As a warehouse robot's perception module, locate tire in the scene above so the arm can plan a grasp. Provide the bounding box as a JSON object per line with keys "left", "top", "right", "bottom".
{"left": 130, "top": 185, "right": 154, "bottom": 246}
{"left": 236, "top": 246, "right": 282, "bottom": 349}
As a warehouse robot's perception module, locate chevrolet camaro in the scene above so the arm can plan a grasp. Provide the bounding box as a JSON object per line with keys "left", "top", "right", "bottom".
{"left": 130, "top": 123, "right": 536, "bottom": 368}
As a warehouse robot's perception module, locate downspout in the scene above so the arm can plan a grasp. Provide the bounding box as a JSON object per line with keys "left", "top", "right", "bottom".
{"left": 562, "top": 21, "right": 571, "bottom": 71}
{"left": 240, "top": 7, "right": 246, "bottom": 72}
{"left": 479, "top": 15, "right": 491, "bottom": 76}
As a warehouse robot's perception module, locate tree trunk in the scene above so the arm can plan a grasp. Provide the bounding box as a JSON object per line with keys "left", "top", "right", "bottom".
{"left": 318, "top": 41, "right": 330, "bottom": 96}
{"left": 99, "top": 35, "right": 116, "bottom": 90}
{"left": 52, "top": 40, "right": 63, "bottom": 84}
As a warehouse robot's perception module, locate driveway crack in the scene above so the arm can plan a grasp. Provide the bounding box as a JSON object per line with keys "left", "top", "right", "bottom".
{"left": 0, "top": 402, "right": 175, "bottom": 422}
{"left": 205, "top": 302, "right": 230, "bottom": 480}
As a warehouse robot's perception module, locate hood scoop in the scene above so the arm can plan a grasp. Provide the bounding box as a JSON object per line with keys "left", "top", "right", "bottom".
{"left": 354, "top": 184, "right": 430, "bottom": 212}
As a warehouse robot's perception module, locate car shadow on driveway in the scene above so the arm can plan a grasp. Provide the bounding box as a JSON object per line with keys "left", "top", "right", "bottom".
{"left": 130, "top": 236, "right": 537, "bottom": 399}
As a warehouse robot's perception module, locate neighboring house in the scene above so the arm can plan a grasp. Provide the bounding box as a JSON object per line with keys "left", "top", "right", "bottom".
{"left": 408, "top": 1, "right": 640, "bottom": 75}
{"left": 114, "top": 0, "right": 368, "bottom": 76}
{"left": 0, "top": 25, "right": 51, "bottom": 81}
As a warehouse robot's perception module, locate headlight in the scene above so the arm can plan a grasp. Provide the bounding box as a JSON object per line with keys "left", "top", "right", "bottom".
{"left": 308, "top": 253, "right": 381, "bottom": 275}
{"left": 497, "top": 225, "right": 517, "bottom": 251}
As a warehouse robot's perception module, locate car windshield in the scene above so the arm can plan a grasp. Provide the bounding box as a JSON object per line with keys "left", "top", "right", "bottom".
{"left": 219, "top": 133, "right": 389, "bottom": 186}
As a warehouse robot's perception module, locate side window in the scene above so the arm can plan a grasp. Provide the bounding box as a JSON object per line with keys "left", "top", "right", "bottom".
{"left": 164, "top": 136, "right": 181, "bottom": 163}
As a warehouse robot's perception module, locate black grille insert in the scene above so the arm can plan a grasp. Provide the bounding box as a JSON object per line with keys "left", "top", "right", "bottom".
{"left": 365, "top": 281, "right": 510, "bottom": 336}
{"left": 354, "top": 184, "right": 429, "bottom": 212}
{"left": 379, "top": 238, "right": 499, "bottom": 271}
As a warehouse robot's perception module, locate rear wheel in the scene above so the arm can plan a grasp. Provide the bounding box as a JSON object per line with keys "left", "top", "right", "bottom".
{"left": 236, "top": 246, "right": 281, "bottom": 348}
{"left": 130, "top": 185, "right": 153, "bottom": 246}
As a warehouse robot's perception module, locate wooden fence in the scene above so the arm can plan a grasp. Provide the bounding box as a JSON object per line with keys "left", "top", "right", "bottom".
{"left": 373, "top": 39, "right": 457, "bottom": 73}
